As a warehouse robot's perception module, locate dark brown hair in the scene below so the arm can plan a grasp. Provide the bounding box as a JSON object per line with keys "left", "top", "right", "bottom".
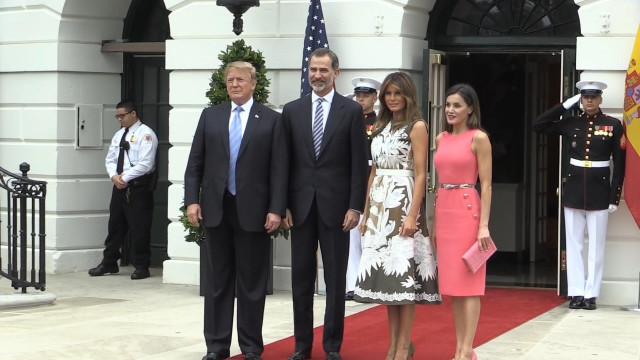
{"left": 372, "top": 72, "right": 422, "bottom": 137}
{"left": 443, "top": 83, "right": 482, "bottom": 133}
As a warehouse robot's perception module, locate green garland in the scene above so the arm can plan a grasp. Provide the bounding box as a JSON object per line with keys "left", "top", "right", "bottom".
{"left": 179, "top": 204, "right": 205, "bottom": 245}
{"left": 206, "top": 39, "right": 271, "bottom": 106}
{"left": 182, "top": 39, "right": 289, "bottom": 245}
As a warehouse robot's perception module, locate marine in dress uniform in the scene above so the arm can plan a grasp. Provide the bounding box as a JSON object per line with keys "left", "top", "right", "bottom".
{"left": 346, "top": 77, "right": 381, "bottom": 300}
{"left": 533, "top": 81, "right": 626, "bottom": 310}
{"left": 89, "top": 100, "right": 159, "bottom": 280}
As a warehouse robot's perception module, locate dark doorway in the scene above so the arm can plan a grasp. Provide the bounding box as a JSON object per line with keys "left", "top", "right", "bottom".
{"left": 128, "top": 55, "right": 171, "bottom": 267}
{"left": 447, "top": 52, "right": 560, "bottom": 287}
{"left": 119, "top": 0, "right": 171, "bottom": 268}
{"left": 424, "top": 0, "right": 581, "bottom": 292}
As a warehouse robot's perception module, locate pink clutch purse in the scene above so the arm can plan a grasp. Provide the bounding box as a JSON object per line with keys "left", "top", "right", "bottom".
{"left": 462, "top": 238, "right": 497, "bottom": 273}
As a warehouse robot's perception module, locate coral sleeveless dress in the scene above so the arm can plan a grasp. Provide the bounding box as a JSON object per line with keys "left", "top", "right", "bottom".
{"left": 433, "top": 129, "right": 486, "bottom": 296}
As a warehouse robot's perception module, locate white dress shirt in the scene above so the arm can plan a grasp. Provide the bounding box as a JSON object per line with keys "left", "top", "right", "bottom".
{"left": 230, "top": 97, "right": 254, "bottom": 135}
{"left": 105, "top": 120, "right": 159, "bottom": 183}
{"left": 311, "top": 89, "right": 334, "bottom": 131}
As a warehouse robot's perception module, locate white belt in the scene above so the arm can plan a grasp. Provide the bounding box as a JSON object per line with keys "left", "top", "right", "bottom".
{"left": 569, "top": 158, "right": 609, "bottom": 168}
{"left": 375, "top": 169, "right": 414, "bottom": 176}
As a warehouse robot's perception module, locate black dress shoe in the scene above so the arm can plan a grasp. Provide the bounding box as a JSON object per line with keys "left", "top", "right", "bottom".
{"left": 326, "top": 352, "right": 342, "bottom": 360}
{"left": 568, "top": 296, "right": 585, "bottom": 309}
{"left": 88, "top": 263, "right": 119, "bottom": 276}
{"left": 131, "top": 268, "right": 151, "bottom": 280}
{"left": 288, "top": 350, "right": 311, "bottom": 360}
{"left": 202, "top": 351, "right": 230, "bottom": 360}
{"left": 244, "top": 353, "right": 261, "bottom": 360}
{"left": 584, "top": 297, "right": 597, "bottom": 310}
{"left": 345, "top": 291, "right": 354, "bottom": 300}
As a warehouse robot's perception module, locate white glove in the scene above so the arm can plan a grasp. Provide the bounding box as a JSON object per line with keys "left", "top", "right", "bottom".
{"left": 562, "top": 94, "right": 582, "bottom": 109}
{"left": 608, "top": 204, "right": 618, "bottom": 213}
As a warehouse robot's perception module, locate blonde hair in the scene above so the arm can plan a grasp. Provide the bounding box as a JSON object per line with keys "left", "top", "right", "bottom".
{"left": 224, "top": 61, "right": 257, "bottom": 81}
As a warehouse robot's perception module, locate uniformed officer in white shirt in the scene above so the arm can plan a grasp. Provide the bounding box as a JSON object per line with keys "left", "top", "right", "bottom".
{"left": 89, "top": 100, "right": 159, "bottom": 280}
{"left": 346, "top": 77, "right": 381, "bottom": 300}
{"left": 534, "top": 81, "right": 626, "bottom": 310}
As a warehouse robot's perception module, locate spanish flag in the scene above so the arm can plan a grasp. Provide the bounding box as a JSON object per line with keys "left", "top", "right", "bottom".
{"left": 624, "top": 23, "right": 640, "bottom": 229}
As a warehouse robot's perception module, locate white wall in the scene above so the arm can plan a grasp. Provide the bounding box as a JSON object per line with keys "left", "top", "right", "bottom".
{"left": 0, "top": 0, "right": 131, "bottom": 272}
{"left": 1, "top": 0, "right": 637, "bottom": 305}
{"left": 575, "top": 0, "right": 640, "bottom": 305}
{"left": 162, "top": 0, "right": 433, "bottom": 287}
{"left": 164, "top": 0, "right": 640, "bottom": 306}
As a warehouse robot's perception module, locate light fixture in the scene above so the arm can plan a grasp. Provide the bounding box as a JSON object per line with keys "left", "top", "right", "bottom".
{"left": 216, "top": 0, "right": 260, "bottom": 36}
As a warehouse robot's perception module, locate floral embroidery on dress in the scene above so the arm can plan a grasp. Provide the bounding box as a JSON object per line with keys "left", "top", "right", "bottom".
{"left": 354, "top": 122, "right": 441, "bottom": 305}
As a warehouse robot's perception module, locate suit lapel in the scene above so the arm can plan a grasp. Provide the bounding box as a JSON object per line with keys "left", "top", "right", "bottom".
{"left": 320, "top": 94, "right": 344, "bottom": 156}
{"left": 219, "top": 103, "right": 232, "bottom": 159}
{"left": 238, "top": 102, "right": 260, "bottom": 158}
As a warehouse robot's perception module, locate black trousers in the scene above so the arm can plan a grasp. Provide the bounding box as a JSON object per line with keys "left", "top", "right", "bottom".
{"left": 103, "top": 185, "right": 153, "bottom": 269}
{"left": 291, "top": 198, "right": 350, "bottom": 353}
{"left": 203, "top": 194, "right": 270, "bottom": 355}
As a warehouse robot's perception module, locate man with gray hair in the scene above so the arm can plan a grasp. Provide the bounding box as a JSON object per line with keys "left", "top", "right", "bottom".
{"left": 185, "top": 61, "right": 287, "bottom": 360}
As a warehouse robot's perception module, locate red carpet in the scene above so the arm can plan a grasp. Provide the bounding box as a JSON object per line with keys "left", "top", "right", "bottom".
{"left": 233, "top": 288, "right": 566, "bottom": 360}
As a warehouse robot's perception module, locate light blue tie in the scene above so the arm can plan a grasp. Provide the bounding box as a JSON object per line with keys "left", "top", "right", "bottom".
{"left": 228, "top": 106, "right": 243, "bottom": 195}
{"left": 312, "top": 98, "right": 324, "bottom": 158}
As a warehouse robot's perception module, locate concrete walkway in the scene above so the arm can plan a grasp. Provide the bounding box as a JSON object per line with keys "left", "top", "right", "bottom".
{"left": 1, "top": 267, "right": 639, "bottom": 359}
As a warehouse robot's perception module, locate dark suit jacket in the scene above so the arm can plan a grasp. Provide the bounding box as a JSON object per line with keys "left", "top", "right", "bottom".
{"left": 533, "top": 104, "right": 625, "bottom": 210}
{"left": 282, "top": 93, "right": 368, "bottom": 226}
{"left": 184, "top": 101, "right": 287, "bottom": 231}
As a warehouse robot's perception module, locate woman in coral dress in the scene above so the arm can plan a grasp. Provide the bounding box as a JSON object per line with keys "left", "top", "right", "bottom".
{"left": 354, "top": 72, "right": 441, "bottom": 360}
{"left": 433, "top": 84, "right": 493, "bottom": 360}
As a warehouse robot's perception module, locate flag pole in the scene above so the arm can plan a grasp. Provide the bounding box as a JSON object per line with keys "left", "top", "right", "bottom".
{"left": 620, "top": 23, "right": 640, "bottom": 313}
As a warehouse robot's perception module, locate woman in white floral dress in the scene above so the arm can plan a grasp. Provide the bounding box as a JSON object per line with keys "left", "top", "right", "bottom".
{"left": 354, "top": 72, "right": 441, "bottom": 360}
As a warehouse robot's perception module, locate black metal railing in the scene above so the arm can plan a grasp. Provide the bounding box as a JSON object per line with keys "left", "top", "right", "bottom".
{"left": 0, "top": 162, "right": 47, "bottom": 293}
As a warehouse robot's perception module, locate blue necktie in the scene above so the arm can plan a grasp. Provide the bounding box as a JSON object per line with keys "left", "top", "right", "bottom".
{"left": 228, "top": 107, "right": 243, "bottom": 195}
{"left": 312, "top": 98, "right": 324, "bottom": 158}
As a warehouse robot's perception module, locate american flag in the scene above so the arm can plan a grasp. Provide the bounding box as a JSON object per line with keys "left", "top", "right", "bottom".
{"left": 300, "top": 0, "right": 330, "bottom": 97}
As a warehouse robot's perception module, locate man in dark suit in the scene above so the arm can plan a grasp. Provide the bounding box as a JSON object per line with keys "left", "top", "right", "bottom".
{"left": 184, "top": 61, "right": 287, "bottom": 360}
{"left": 281, "top": 48, "right": 369, "bottom": 360}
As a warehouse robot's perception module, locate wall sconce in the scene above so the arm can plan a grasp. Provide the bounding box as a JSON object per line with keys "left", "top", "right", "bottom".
{"left": 217, "top": 0, "right": 260, "bottom": 35}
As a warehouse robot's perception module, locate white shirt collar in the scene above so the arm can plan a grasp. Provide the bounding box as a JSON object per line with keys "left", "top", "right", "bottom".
{"left": 312, "top": 89, "right": 335, "bottom": 104}
{"left": 231, "top": 97, "right": 254, "bottom": 113}
{"left": 128, "top": 120, "right": 142, "bottom": 132}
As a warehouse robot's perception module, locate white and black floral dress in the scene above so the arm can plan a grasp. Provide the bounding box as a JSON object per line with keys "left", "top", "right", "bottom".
{"left": 354, "top": 121, "right": 441, "bottom": 305}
